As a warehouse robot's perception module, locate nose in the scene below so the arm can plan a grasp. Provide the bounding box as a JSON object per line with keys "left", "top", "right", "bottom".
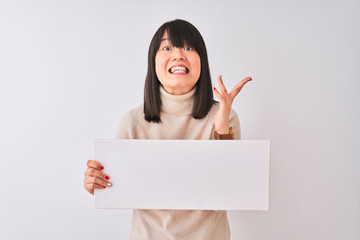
{"left": 171, "top": 47, "right": 186, "bottom": 61}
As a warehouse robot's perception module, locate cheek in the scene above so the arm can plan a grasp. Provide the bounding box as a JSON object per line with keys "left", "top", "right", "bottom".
{"left": 155, "top": 54, "right": 167, "bottom": 75}
{"left": 193, "top": 56, "right": 201, "bottom": 77}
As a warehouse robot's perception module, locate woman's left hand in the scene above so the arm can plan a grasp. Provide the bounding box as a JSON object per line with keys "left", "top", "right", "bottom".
{"left": 213, "top": 75, "right": 252, "bottom": 134}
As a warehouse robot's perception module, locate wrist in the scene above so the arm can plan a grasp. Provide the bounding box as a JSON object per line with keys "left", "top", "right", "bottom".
{"left": 214, "top": 127, "right": 234, "bottom": 140}
{"left": 216, "top": 126, "right": 230, "bottom": 134}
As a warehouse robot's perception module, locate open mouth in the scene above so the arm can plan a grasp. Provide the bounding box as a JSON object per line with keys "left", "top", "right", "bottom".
{"left": 169, "top": 65, "right": 189, "bottom": 74}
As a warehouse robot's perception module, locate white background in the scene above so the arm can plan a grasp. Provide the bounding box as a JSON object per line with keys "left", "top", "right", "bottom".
{"left": 0, "top": 0, "right": 359, "bottom": 239}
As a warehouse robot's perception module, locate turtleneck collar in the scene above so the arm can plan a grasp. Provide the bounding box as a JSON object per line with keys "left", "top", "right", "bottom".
{"left": 160, "top": 86, "right": 196, "bottom": 115}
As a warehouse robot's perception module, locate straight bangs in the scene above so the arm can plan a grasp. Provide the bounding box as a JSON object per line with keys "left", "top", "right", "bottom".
{"left": 165, "top": 21, "right": 204, "bottom": 55}
{"left": 149, "top": 20, "right": 206, "bottom": 60}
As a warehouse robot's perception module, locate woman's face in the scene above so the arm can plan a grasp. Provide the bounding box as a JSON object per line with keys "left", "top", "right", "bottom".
{"left": 155, "top": 31, "right": 201, "bottom": 95}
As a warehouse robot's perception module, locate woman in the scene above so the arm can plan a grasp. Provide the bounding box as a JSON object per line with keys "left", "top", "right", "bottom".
{"left": 84, "top": 19, "right": 252, "bottom": 239}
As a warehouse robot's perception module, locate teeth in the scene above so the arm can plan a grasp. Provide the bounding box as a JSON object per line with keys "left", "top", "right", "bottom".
{"left": 170, "top": 66, "right": 187, "bottom": 73}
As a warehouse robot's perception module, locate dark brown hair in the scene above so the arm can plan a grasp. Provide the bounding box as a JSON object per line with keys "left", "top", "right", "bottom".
{"left": 144, "top": 19, "right": 214, "bottom": 123}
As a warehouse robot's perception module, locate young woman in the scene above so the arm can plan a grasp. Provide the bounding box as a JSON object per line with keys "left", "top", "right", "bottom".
{"left": 84, "top": 19, "right": 252, "bottom": 239}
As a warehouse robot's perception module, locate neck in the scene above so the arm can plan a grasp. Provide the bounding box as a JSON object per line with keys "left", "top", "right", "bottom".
{"left": 160, "top": 86, "right": 196, "bottom": 115}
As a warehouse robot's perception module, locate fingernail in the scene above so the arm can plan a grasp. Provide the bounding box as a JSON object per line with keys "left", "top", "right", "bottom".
{"left": 105, "top": 176, "right": 109, "bottom": 180}
{"left": 106, "top": 182, "right": 112, "bottom": 187}
{"left": 100, "top": 166, "right": 104, "bottom": 170}
{"left": 103, "top": 186, "right": 106, "bottom": 188}
{"left": 213, "top": 87, "right": 216, "bottom": 90}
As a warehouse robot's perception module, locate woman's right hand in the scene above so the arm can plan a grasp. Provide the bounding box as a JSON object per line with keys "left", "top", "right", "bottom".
{"left": 84, "top": 160, "right": 112, "bottom": 195}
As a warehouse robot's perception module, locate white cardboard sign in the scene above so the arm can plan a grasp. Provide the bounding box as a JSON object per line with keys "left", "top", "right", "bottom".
{"left": 93, "top": 140, "right": 270, "bottom": 210}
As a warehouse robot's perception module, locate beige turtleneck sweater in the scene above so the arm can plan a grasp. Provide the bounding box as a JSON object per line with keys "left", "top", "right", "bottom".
{"left": 115, "top": 86, "right": 240, "bottom": 240}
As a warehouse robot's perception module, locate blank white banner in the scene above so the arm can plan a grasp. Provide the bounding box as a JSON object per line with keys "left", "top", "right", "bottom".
{"left": 93, "top": 140, "right": 270, "bottom": 210}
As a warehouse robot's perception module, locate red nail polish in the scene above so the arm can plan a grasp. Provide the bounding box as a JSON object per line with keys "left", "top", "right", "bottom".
{"left": 105, "top": 176, "right": 109, "bottom": 180}
{"left": 103, "top": 186, "right": 106, "bottom": 188}
{"left": 213, "top": 87, "right": 216, "bottom": 90}
{"left": 100, "top": 166, "right": 104, "bottom": 170}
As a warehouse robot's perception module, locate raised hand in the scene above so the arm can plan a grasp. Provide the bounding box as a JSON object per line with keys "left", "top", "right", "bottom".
{"left": 213, "top": 75, "right": 252, "bottom": 134}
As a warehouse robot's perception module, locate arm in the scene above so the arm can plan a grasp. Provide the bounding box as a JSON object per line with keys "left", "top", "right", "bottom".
{"left": 213, "top": 75, "right": 251, "bottom": 139}
{"left": 213, "top": 108, "right": 241, "bottom": 140}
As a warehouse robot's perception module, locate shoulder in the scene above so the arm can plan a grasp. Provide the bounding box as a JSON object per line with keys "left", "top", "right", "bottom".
{"left": 120, "top": 104, "right": 145, "bottom": 126}
{"left": 115, "top": 104, "right": 144, "bottom": 139}
{"left": 128, "top": 104, "right": 145, "bottom": 120}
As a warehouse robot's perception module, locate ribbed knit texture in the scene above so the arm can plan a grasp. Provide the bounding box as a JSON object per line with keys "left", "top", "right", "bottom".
{"left": 115, "top": 86, "right": 240, "bottom": 240}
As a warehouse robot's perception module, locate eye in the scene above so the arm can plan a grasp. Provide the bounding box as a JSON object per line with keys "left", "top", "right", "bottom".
{"left": 162, "top": 46, "right": 171, "bottom": 51}
{"left": 184, "top": 46, "right": 193, "bottom": 51}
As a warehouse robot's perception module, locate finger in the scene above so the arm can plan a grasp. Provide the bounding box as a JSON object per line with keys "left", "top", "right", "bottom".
{"left": 85, "top": 183, "right": 105, "bottom": 195}
{"left": 229, "top": 77, "right": 252, "bottom": 100}
{"left": 87, "top": 160, "right": 104, "bottom": 170}
{"left": 86, "top": 176, "right": 113, "bottom": 188}
{"left": 213, "top": 86, "right": 224, "bottom": 101}
{"left": 217, "top": 75, "right": 228, "bottom": 94}
{"left": 84, "top": 168, "right": 110, "bottom": 181}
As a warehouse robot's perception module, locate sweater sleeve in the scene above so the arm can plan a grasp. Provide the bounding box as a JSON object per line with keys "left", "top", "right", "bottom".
{"left": 114, "top": 111, "right": 134, "bottom": 139}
